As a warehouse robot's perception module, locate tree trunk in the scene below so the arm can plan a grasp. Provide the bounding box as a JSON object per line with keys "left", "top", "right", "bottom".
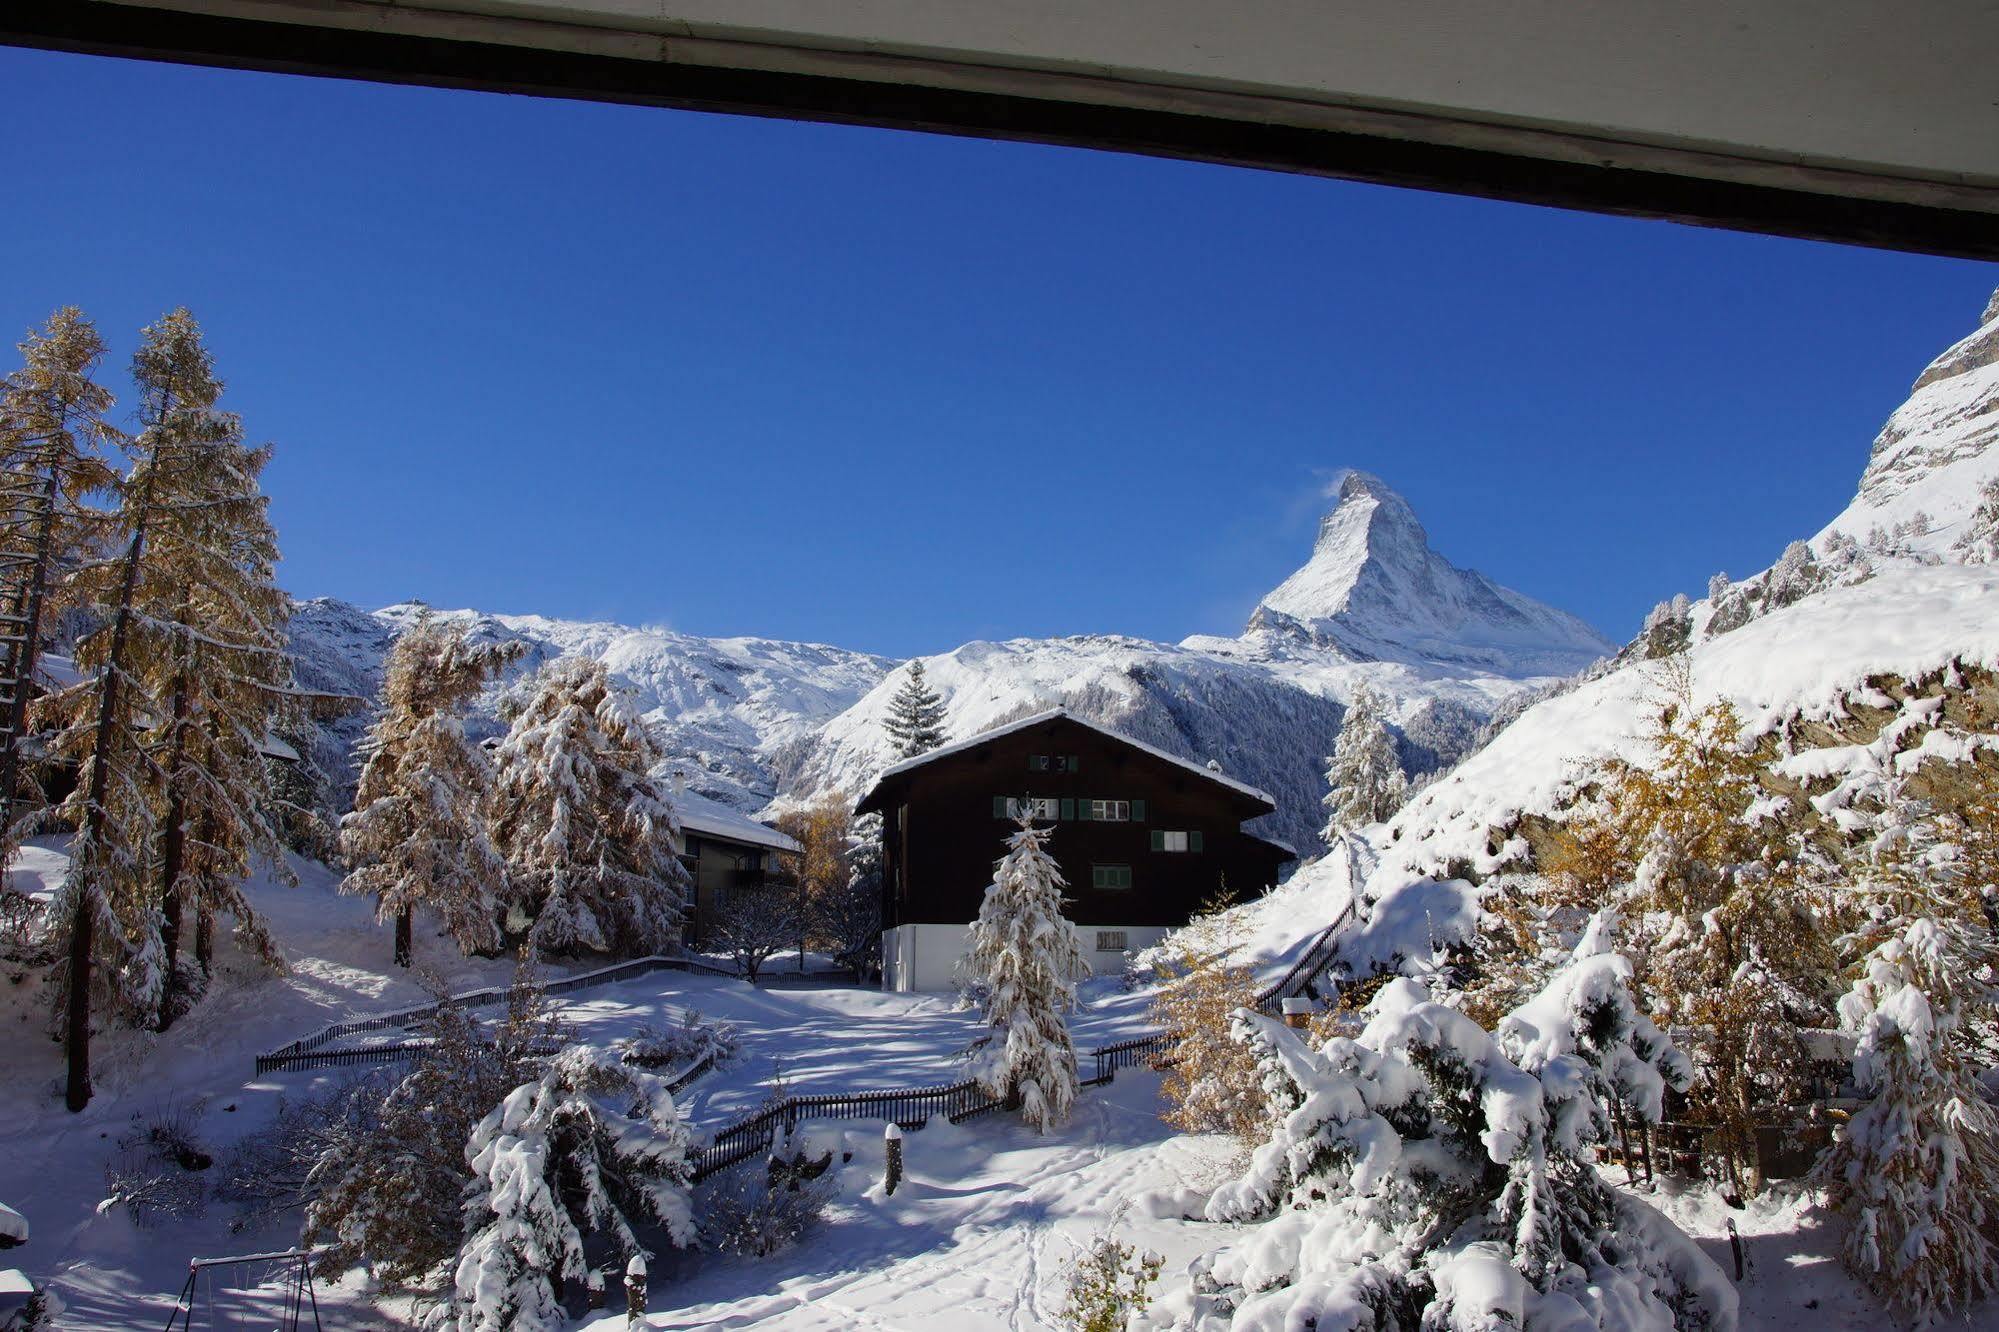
{"left": 156, "top": 667, "right": 191, "bottom": 1030}
{"left": 195, "top": 906, "right": 213, "bottom": 975}
{"left": 394, "top": 905, "right": 412, "bottom": 969}
{"left": 0, "top": 462, "right": 63, "bottom": 842}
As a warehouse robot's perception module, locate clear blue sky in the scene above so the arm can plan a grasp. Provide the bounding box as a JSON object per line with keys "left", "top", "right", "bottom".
{"left": 2, "top": 47, "right": 1993, "bottom": 659}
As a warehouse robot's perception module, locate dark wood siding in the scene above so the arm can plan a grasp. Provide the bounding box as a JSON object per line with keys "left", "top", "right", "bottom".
{"left": 864, "top": 716, "right": 1291, "bottom": 929}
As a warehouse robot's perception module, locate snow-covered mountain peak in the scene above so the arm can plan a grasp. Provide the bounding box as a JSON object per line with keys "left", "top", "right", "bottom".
{"left": 1243, "top": 472, "right": 1613, "bottom": 678}
{"left": 1819, "top": 285, "right": 1999, "bottom": 559}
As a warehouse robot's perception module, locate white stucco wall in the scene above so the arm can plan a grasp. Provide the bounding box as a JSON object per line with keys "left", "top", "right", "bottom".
{"left": 880, "top": 921, "right": 1174, "bottom": 993}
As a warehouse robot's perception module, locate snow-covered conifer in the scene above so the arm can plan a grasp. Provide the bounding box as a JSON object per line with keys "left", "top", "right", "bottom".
{"left": 446, "top": 1046, "right": 694, "bottom": 1332}
{"left": 819, "top": 810, "right": 884, "bottom": 976}
{"left": 340, "top": 614, "right": 523, "bottom": 965}
{"left": 1183, "top": 915, "right": 1731, "bottom": 1331}
{"left": 0, "top": 307, "right": 117, "bottom": 848}
{"left": 882, "top": 660, "right": 946, "bottom": 759}
{"left": 964, "top": 815, "right": 1091, "bottom": 1131}
{"left": 1318, "top": 685, "right": 1407, "bottom": 845}
{"left": 491, "top": 656, "right": 687, "bottom": 958}
{"left": 1952, "top": 476, "right": 1999, "bottom": 564}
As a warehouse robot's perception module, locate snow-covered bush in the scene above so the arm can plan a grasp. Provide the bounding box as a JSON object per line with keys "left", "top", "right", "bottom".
{"left": 1161, "top": 917, "right": 1734, "bottom": 1331}
{"left": 709, "top": 883, "right": 800, "bottom": 981}
{"left": 1148, "top": 897, "right": 1269, "bottom": 1147}
{"left": 445, "top": 1045, "right": 694, "bottom": 1332}
{"left": 218, "top": 1077, "right": 381, "bottom": 1234}
{"left": 101, "top": 1146, "right": 206, "bottom": 1228}
{"left": 964, "top": 816, "right": 1092, "bottom": 1132}
{"left": 616, "top": 1010, "right": 738, "bottom": 1073}
{"left": 491, "top": 656, "right": 688, "bottom": 959}
{"left": 698, "top": 1129, "right": 836, "bottom": 1259}
{"left": 307, "top": 969, "right": 562, "bottom": 1284}
{"left": 1061, "top": 1222, "right": 1164, "bottom": 1332}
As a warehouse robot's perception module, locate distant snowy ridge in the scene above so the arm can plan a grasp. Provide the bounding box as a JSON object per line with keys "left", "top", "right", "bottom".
{"left": 286, "top": 597, "right": 895, "bottom": 812}
{"left": 790, "top": 476, "right": 1609, "bottom": 853}
{"left": 1386, "top": 286, "right": 1999, "bottom": 878}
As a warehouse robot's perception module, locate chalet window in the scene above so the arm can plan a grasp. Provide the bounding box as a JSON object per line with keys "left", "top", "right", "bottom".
{"left": 1028, "top": 754, "right": 1080, "bottom": 772}
{"left": 1095, "top": 930, "right": 1128, "bottom": 952}
{"left": 1091, "top": 864, "right": 1132, "bottom": 890}
{"left": 1150, "top": 830, "right": 1205, "bottom": 852}
{"left": 998, "top": 796, "right": 1060, "bottom": 820}
{"left": 1089, "top": 799, "right": 1130, "bottom": 822}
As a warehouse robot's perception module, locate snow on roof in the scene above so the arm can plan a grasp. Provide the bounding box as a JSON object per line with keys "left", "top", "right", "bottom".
{"left": 0, "top": 1200, "right": 25, "bottom": 1246}
{"left": 675, "top": 788, "right": 802, "bottom": 855}
{"left": 866, "top": 707, "right": 1276, "bottom": 807}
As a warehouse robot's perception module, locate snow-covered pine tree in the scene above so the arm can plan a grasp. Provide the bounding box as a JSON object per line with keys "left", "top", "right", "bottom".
{"left": 882, "top": 659, "right": 946, "bottom": 759}
{"left": 1818, "top": 776, "right": 1999, "bottom": 1321}
{"left": 1184, "top": 914, "right": 1731, "bottom": 1331}
{"left": 819, "top": 809, "right": 883, "bottom": 976}
{"left": 964, "top": 813, "right": 1091, "bottom": 1131}
{"left": 0, "top": 308, "right": 118, "bottom": 851}
{"left": 447, "top": 1046, "right": 695, "bottom": 1332}
{"left": 1319, "top": 684, "right": 1407, "bottom": 845}
{"left": 1953, "top": 476, "right": 1999, "bottom": 564}
{"left": 43, "top": 309, "right": 250, "bottom": 1109}
{"left": 339, "top": 614, "right": 523, "bottom": 966}
{"left": 490, "top": 655, "right": 687, "bottom": 958}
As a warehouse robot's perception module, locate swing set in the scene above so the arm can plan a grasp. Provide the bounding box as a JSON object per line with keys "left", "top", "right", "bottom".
{"left": 163, "top": 1249, "right": 320, "bottom": 1332}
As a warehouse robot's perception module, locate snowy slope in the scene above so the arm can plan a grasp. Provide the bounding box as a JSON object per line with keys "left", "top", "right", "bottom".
{"left": 1387, "top": 286, "right": 1999, "bottom": 877}
{"left": 287, "top": 598, "right": 895, "bottom": 810}
{"left": 790, "top": 477, "right": 1606, "bottom": 853}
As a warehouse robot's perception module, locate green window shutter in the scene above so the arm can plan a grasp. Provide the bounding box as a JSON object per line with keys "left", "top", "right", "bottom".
{"left": 993, "top": 796, "right": 1008, "bottom": 819}
{"left": 1076, "top": 801, "right": 1091, "bottom": 822}
{"left": 1059, "top": 798, "right": 1074, "bottom": 821}
{"left": 1190, "top": 830, "right": 1205, "bottom": 852}
{"left": 1132, "top": 799, "right": 1147, "bottom": 821}
{"left": 1150, "top": 829, "right": 1164, "bottom": 852}
{"left": 1069, "top": 754, "right": 1080, "bottom": 772}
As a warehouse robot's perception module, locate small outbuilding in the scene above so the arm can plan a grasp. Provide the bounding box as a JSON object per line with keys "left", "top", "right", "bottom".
{"left": 855, "top": 708, "right": 1293, "bottom": 992}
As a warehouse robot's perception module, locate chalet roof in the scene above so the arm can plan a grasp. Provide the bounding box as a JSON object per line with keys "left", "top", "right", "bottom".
{"left": 862, "top": 707, "right": 1276, "bottom": 810}
{"left": 676, "top": 788, "right": 803, "bottom": 855}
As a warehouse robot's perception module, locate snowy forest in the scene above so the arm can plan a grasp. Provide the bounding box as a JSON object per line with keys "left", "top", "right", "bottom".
{"left": 1, "top": 284, "right": 1997, "bottom": 1332}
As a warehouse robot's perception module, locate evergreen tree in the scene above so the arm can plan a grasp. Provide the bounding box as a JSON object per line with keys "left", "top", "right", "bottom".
{"left": 1319, "top": 684, "right": 1407, "bottom": 844}
{"left": 339, "top": 614, "right": 522, "bottom": 966}
{"left": 1819, "top": 774, "right": 1999, "bottom": 1321}
{"left": 490, "top": 655, "right": 687, "bottom": 958}
{"left": 1190, "top": 917, "right": 1728, "bottom": 1330}
{"left": 43, "top": 309, "right": 256, "bottom": 1109}
{"left": 1952, "top": 476, "right": 1999, "bottom": 564}
{"left": 819, "top": 809, "right": 883, "bottom": 976}
{"left": 447, "top": 1046, "right": 695, "bottom": 1332}
{"left": 964, "top": 814, "right": 1091, "bottom": 1131}
{"left": 882, "top": 659, "right": 946, "bottom": 759}
{"left": 0, "top": 308, "right": 118, "bottom": 849}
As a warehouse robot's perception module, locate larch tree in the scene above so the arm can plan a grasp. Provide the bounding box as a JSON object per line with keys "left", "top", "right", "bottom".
{"left": 44, "top": 308, "right": 254, "bottom": 1108}
{"left": 340, "top": 614, "right": 523, "bottom": 966}
{"left": 1319, "top": 684, "right": 1407, "bottom": 845}
{"left": 882, "top": 659, "right": 946, "bottom": 759}
{"left": 0, "top": 308, "right": 118, "bottom": 851}
{"left": 490, "top": 655, "right": 687, "bottom": 958}
{"left": 777, "top": 795, "right": 851, "bottom": 965}
{"left": 964, "top": 813, "right": 1091, "bottom": 1131}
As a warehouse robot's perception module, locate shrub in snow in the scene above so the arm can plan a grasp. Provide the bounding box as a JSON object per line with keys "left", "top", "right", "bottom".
{"left": 709, "top": 882, "right": 800, "bottom": 981}
{"left": 1147, "top": 894, "right": 1271, "bottom": 1148}
{"left": 445, "top": 1045, "right": 694, "bottom": 1332}
{"left": 491, "top": 655, "right": 688, "bottom": 958}
{"left": 615, "top": 1010, "right": 738, "bottom": 1073}
{"left": 1164, "top": 917, "right": 1734, "bottom": 1331}
{"left": 964, "top": 815, "right": 1092, "bottom": 1131}
{"left": 882, "top": 659, "right": 947, "bottom": 759}
{"left": 698, "top": 1128, "right": 836, "bottom": 1259}
{"left": 307, "top": 964, "right": 562, "bottom": 1285}
{"left": 219, "top": 1077, "right": 381, "bottom": 1234}
{"left": 101, "top": 1147, "right": 206, "bottom": 1228}
{"left": 1061, "top": 1222, "right": 1164, "bottom": 1332}
{"left": 1320, "top": 686, "right": 1408, "bottom": 844}
{"left": 818, "top": 822, "right": 884, "bottom": 977}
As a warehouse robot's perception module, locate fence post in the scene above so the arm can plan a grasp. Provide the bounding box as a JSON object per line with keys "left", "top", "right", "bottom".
{"left": 1281, "top": 997, "right": 1313, "bottom": 1031}
{"left": 625, "top": 1253, "right": 647, "bottom": 1322}
{"left": 883, "top": 1123, "right": 903, "bottom": 1196}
